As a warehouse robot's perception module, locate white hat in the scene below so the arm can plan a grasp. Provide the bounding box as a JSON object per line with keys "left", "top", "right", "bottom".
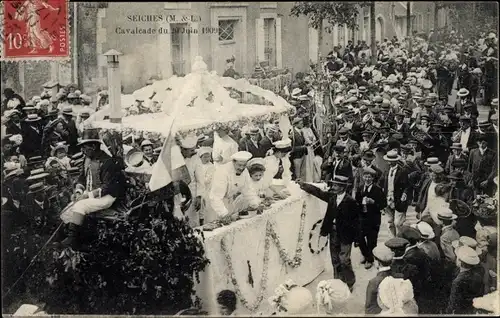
{"left": 231, "top": 151, "right": 252, "bottom": 162}
{"left": 373, "top": 245, "right": 394, "bottom": 263}
{"left": 456, "top": 245, "right": 480, "bottom": 265}
{"left": 247, "top": 157, "right": 266, "bottom": 168}
{"left": 316, "top": 279, "right": 351, "bottom": 314}
{"left": 383, "top": 150, "right": 401, "bottom": 162}
{"left": 197, "top": 146, "right": 212, "bottom": 157}
{"left": 378, "top": 276, "right": 414, "bottom": 313}
{"left": 140, "top": 139, "right": 153, "bottom": 148}
{"left": 273, "top": 138, "right": 292, "bottom": 149}
{"left": 457, "top": 88, "right": 470, "bottom": 97}
{"left": 437, "top": 208, "right": 458, "bottom": 221}
{"left": 179, "top": 135, "right": 198, "bottom": 149}
{"left": 414, "top": 221, "right": 435, "bottom": 240}
{"left": 452, "top": 236, "right": 478, "bottom": 250}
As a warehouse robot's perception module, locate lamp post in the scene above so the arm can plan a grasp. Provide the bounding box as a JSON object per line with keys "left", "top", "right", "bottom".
{"left": 103, "top": 49, "right": 123, "bottom": 124}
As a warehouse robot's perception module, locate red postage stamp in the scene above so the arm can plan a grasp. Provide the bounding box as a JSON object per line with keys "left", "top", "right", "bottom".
{"left": 1, "top": 0, "right": 69, "bottom": 60}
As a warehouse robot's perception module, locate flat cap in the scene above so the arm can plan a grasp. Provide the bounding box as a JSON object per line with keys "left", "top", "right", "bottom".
{"left": 385, "top": 237, "right": 410, "bottom": 250}
{"left": 373, "top": 245, "right": 394, "bottom": 263}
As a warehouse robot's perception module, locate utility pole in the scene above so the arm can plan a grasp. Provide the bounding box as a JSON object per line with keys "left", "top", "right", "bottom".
{"left": 370, "top": 1, "right": 376, "bottom": 64}
{"left": 407, "top": 1, "right": 412, "bottom": 57}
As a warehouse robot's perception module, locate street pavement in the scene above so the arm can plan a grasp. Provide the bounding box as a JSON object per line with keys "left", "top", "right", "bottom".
{"left": 303, "top": 86, "right": 492, "bottom": 314}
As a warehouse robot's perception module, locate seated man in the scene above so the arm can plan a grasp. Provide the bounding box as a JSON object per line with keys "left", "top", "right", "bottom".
{"left": 59, "top": 128, "right": 126, "bottom": 249}
{"left": 209, "top": 151, "right": 261, "bottom": 219}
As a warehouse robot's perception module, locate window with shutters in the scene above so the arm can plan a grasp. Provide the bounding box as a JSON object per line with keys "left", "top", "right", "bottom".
{"left": 218, "top": 19, "right": 237, "bottom": 42}
{"left": 263, "top": 18, "right": 276, "bottom": 66}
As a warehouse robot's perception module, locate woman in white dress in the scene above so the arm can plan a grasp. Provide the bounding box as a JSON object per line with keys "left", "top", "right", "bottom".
{"left": 194, "top": 147, "right": 216, "bottom": 224}
{"left": 212, "top": 126, "right": 238, "bottom": 168}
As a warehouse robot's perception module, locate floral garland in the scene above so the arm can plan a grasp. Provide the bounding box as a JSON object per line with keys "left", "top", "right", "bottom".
{"left": 220, "top": 222, "right": 271, "bottom": 312}
{"left": 267, "top": 279, "right": 297, "bottom": 312}
{"left": 267, "top": 201, "right": 307, "bottom": 268}
{"left": 308, "top": 219, "right": 328, "bottom": 255}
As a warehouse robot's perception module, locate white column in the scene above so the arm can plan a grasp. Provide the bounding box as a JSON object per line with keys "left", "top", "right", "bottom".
{"left": 108, "top": 60, "right": 122, "bottom": 123}
{"left": 256, "top": 18, "right": 265, "bottom": 63}
{"left": 275, "top": 18, "right": 282, "bottom": 68}
{"left": 157, "top": 22, "right": 172, "bottom": 79}
{"left": 308, "top": 27, "right": 318, "bottom": 63}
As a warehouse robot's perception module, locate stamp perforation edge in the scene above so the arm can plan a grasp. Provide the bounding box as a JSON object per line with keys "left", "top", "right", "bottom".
{"left": 1, "top": 0, "right": 71, "bottom": 62}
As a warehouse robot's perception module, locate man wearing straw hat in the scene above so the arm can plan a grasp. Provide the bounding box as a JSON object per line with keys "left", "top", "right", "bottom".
{"left": 381, "top": 150, "right": 410, "bottom": 237}
{"left": 58, "top": 128, "right": 126, "bottom": 249}
{"left": 299, "top": 175, "right": 360, "bottom": 292}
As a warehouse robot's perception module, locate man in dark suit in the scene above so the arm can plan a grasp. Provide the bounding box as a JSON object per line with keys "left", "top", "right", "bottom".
{"left": 399, "top": 226, "right": 433, "bottom": 313}
{"left": 448, "top": 171, "right": 476, "bottom": 238}
{"left": 476, "top": 121, "right": 498, "bottom": 152}
{"left": 380, "top": 150, "right": 411, "bottom": 237}
{"left": 298, "top": 175, "right": 361, "bottom": 291}
{"left": 238, "top": 127, "right": 267, "bottom": 158}
{"left": 468, "top": 135, "right": 497, "bottom": 196}
{"left": 454, "top": 116, "right": 477, "bottom": 152}
{"left": 446, "top": 246, "right": 485, "bottom": 314}
{"left": 259, "top": 125, "right": 280, "bottom": 156}
{"left": 290, "top": 117, "right": 307, "bottom": 180}
{"left": 60, "top": 106, "right": 79, "bottom": 155}
{"left": 321, "top": 145, "right": 353, "bottom": 182}
{"left": 392, "top": 112, "right": 410, "bottom": 143}
{"left": 365, "top": 245, "right": 394, "bottom": 314}
{"left": 5, "top": 110, "right": 23, "bottom": 135}
{"left": 356, "top": 167, "right": 387, "bottom": 269}
{"left": 20, "top": 114, "right": 44, "bottom": 158}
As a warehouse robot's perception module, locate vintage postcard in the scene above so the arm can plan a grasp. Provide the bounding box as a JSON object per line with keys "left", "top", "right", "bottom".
{"left": 1, "top": 1, "right": 498, "bottom": 317}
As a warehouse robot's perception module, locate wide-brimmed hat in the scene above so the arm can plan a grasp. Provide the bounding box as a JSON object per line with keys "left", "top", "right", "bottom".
{"left": 362, "top": 150, "right": 375, "bottom": 160}
{"left": 328, "top": 175, "right": 350, "bottom": 186}
{"left": 77, "top": 128, "right": 102, "bottom": 146}
{"left": 28, "top": 182, "right": 48, "bottom": 194}
{"left": 424, "top": 157, "right": 441, "bottom": 166}
{"left": 457, "top": 88, "right": 470, "bottom": 97}
{"left": 61, "top": 106, "right": 74, "bottom": 116}
{"left": 437, "top": 208, "right": 458, "bottom": 221}
{"left": 24, "top": 113, "right": 42, "bottom": 122}
{"left": 383, "top": 150, "right": 400, "bottom": 162}
{"left": 125, "top": 148, "right": 144, "bottom": 168}
{"left": 26, "top": 168, "right": 49, "bottom": 182}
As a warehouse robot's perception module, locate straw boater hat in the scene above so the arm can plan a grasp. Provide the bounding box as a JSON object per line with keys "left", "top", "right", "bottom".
{"left": 125, "top": 148, "right": 145, "bottom": 168}
{"left": 24, "top": 113, "right": 42, "bottom": 122}
{"left": 50, "top": 142, "right": 68, "bottom": 157}
{"left": 28, "top": 182, "right": 48, "bottom": 194}
{"left": 26, "top": 168, "right": 50, "bottom": 182}
{"left": 437, "top": 208, "right": 458, "bottom": 221}
{"left": 383, "top": 150, "right": 401, "bottom": 162}
{"left": 328, "top": 175, "right": 350, "bottom": 187}
{"left": 3, "top": 162, "right": 21, "bottom": 180}
{"left": 62, "top": 106, "right": 74, "bottom": 116}
{"left": 455, "top": 246, "right": 480, "bottom": 266}
{"left": 424, "top": 157, "right": 441, "bottom": 166}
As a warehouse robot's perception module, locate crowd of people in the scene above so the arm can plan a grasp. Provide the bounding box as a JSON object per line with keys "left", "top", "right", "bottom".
{"left": 1, "top": 25, "right": 498, "bottom": 316}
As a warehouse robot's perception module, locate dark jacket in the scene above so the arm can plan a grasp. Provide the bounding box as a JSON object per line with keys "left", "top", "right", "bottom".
{"left": 355, "top": 183, "right": 386, "bottom": 226}
{"left": 20, "top": 122, "right": 43, "bottom": 158}
{"left": 290, "top": 128, "right": 307, "bottom": 159}
{"left": 259, "top": 136, "right": 274, "bottom": 156}
{"left": 61, "top": 118, "right": 78, "bottom": 153}
{"left": 300, "top": 183, "right": 361, "bottom": 245}
{"left": 77, "top": 152, "right": 127, "bottom": 199}
{"left": 380, "top": 165, "right": 411, "bottom": 213}
{"left": 468, "top": 147, "right": 497, "bottom": 188}
{"left": 5, "top": 121, "right": 23, "bottom": 135}
{"left": 365, "top": 270, "right": 392, "bottom": 314}
{"left": 403, "top": 245, "right": 432, "bottom": 300}
{"left": 321, "top": 158, "right": 353, "bottom": 182}
{"left": 446, "top": 267, "right": 485, "bottom": 314}
{"left": 238, "top": 138, "right": 268, "bottom": 158}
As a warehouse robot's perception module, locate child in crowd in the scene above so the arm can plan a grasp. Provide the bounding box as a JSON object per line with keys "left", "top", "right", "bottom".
{"left": 50, "top": 142, "right": 71, "bottom": 170}
{"left": 247, "top": 158, "right": 269, "bottom": 201}
{"left": 194, "top": 147, "right": 215, "bottom": 224}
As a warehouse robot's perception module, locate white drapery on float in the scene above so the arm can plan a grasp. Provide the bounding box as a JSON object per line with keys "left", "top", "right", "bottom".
{"left": 86, "top": 57, "right": 328, "bottom": 315}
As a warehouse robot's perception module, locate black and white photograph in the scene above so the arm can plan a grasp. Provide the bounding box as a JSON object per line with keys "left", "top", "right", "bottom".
{"left": 1, "top": 1, "right": 499, "bottom": 316}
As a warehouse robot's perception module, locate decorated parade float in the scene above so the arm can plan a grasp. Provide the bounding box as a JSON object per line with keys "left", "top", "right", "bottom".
{"left": 84, "top": 57, "right": 329, "bottom": 315}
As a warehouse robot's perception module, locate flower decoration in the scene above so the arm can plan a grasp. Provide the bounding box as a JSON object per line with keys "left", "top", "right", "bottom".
{"left": 267, "top": 279, "right": 298, "bottom": 312}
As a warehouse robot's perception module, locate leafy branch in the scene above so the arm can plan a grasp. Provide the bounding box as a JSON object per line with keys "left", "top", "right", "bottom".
{"left": 290, "top": 1, "right": 369, "bottom": 30}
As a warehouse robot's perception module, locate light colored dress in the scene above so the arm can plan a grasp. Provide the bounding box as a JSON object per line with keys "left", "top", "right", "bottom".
{"left": 194, "top": 162, "right": 215, "bottom": 222}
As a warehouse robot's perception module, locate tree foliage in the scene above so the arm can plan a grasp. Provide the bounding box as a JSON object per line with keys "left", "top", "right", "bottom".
{"left": 290, "top": 1, "right": 369, "bottom": 30}
{"left": 444, "top": 2, "right": 498, "bottom": 37}
{"left": 4, "top": 205, "right": 210, "bottom": 315}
